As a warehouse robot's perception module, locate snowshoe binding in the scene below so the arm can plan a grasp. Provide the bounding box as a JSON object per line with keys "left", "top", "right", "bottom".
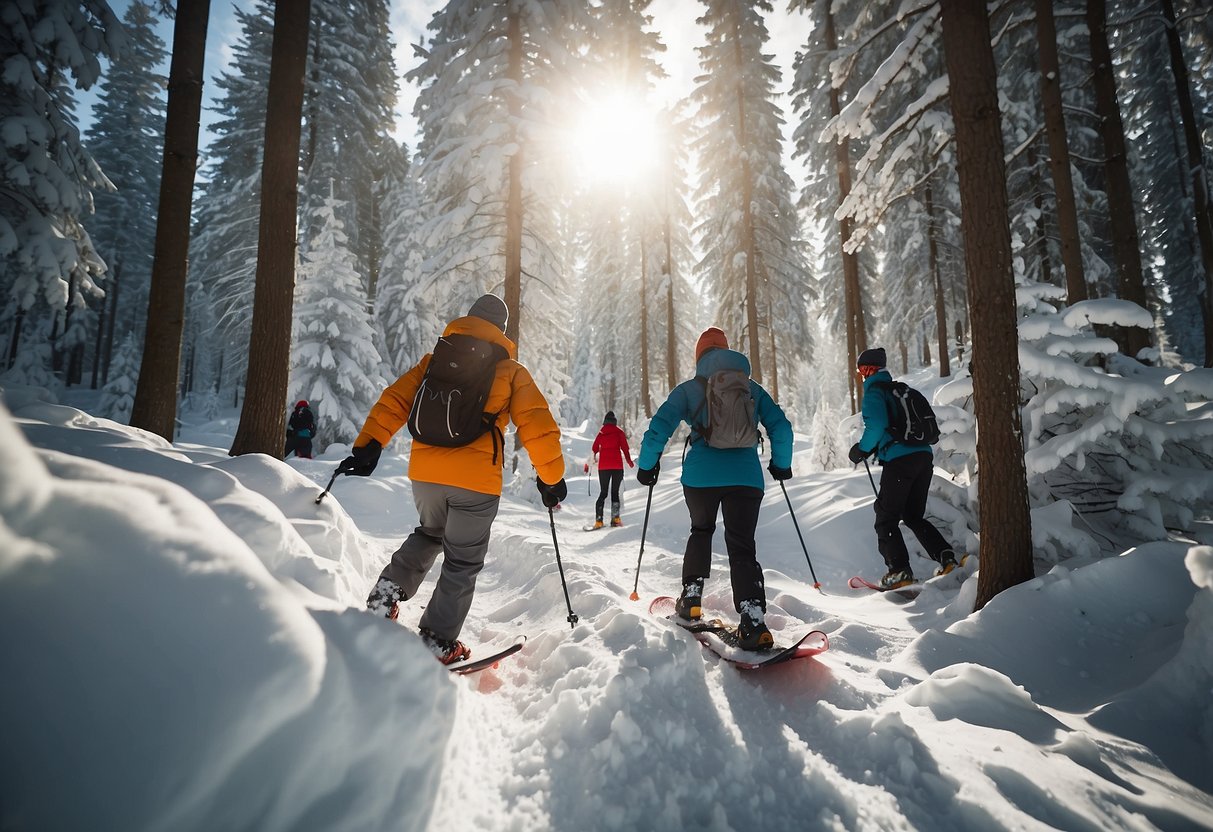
{"left": 675, "top": 578, "right": 704, "bottom": 621}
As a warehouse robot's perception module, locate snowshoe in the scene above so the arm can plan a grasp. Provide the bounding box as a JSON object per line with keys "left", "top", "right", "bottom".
{"left": 419, "top": 628, "right": 471, "bottom": 665}
{"left": 736, "top": 601, "right": 774, "bottom": 651}
{"left": 880, "top": 568, "right": 915, "bottom": 590}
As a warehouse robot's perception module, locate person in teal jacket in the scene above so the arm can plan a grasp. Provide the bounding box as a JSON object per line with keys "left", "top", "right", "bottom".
{"left": 848, "top": 346, "right": 958, "bottom": 588}
{"left": 636, "top": 326, "right": 794, "bottom": 650}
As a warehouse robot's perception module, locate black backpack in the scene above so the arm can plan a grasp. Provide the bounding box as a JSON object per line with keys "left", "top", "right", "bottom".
{"left": 407, "top": 334, "right": 508, "bottom": 458}
{"left": 873, "top": 381, "right": 940, "bottom": 446}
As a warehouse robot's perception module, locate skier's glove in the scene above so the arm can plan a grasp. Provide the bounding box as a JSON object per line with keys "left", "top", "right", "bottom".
{"left": 537, "top": 477, "right": 568, "bottom": 508}
{"left": 637, "top": 463, "right": 659, "bottom": 487}
{"left": 339, "top": 439, "right": 382, "bottom": 476}
{"left": 847, "top": 443, "right": 870, "bottom": 464}
{"left": 767, "top": 462, "right": 793, "bottom": 481}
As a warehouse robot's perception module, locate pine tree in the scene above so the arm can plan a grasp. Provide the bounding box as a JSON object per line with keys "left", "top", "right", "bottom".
{"left": 84, "top": 0, "right": 168, "bottom": 388}
{"left": 100, "top": 331, "right": 140, "bottom": 422}
{"left": 189, "top": 2, "right": 273, "bottom": 400}
{"left": 408, "top": 0, "right": 589, "bottom": 415}
{"left": 290, "top": 190, "right": 385, "bottom": 445}
{"left": 0, "top": 1, "right": 122, "bottom": 379}
{"left": 299, "top": 0, "right": 398, "bottom": 292}
{"left": 692, "top": 0, "right": 810, "bottom": 392}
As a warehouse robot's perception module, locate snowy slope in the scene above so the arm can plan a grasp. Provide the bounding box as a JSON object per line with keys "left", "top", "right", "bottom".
{"left": 2, "top": 385, "right": 1210, "bottom": 832}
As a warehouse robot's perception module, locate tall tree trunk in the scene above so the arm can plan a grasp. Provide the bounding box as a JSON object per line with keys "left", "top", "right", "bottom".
{"left": 1028, "top": 143, "right": 1054, "bottom": 286}
{"left": 129, "top": 0, "right": 210, "bottom": 441}
{"left": 955, "top": 319, "right": 965, "bottom": 365}
{"left": 640, "top": 236, "right": 651, "bottom": 417}
{"left": 824, "top": 0, "right": 865, "bottom": 412}
{"left": 503, "top": 10, "right": 523, "bottom": 348}
{"left": 735, "top": 79, "right": 762, "bottom": 380}
{"left": 229, "top": 0, "right": 312, "bottom": 458}
{"left": 6, "top": 309, "right": 23, "bottom": 370}
{"left": 926, "top": 184, "right": 951, "bottom": 377}
{"left": 898, "top": 339, "right": 908, "bottom": 374}
{"left": 922, "top": 326, "right": 931, "bottom": 365}
{"left": 1035, "top": 0, "right": 1088, "bottom": 304}
{"left": 1160, "top": 0, "right": 1213, "bottom": 366}
{"left": 101, "top": 261, "right": 122, "bottom": 384}
{"left": 1088, "top": 0, "right": 1151, "bottom": 357}
{"left": 90, "top": 260, "right": 115, "bottom": 389}
{"left": 665, "top": 212, "right": 678, "bottom": 390}
{"left": 940, "top": 0, "right": 1034, "bottom": 612}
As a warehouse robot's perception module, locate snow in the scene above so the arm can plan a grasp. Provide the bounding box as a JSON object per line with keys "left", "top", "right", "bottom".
{"left": 2, "top": 385, "right": 1212, "bottom": 830}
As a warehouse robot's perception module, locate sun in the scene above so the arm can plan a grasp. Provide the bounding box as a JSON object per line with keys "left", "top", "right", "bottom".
{"left": 569, "top": 94, "right": 660, "bottom": 188}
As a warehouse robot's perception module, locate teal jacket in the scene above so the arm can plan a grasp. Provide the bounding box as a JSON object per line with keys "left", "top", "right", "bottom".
{"left": 637, "top": 348, "right": 793, "bottom": 489}
{"left": 858, "top": 370, "right": 932, "bottom": 463}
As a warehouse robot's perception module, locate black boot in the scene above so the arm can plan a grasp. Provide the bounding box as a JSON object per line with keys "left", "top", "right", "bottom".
{"left": 736, "top": 600, "right": 774, "bottom": 651}
{"left": 675, "top": 578, "right": 704, "bottom": 621}
{"left": 366, "top": 578, "right": 404, "bottom": 620}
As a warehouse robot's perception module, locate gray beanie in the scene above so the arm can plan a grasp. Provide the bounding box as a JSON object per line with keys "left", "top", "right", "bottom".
{"left": 467, "top": 293, "right": 508, "bottom": 331}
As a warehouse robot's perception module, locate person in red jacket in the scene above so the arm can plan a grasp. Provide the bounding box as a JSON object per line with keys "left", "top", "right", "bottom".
{"left": 588, "top": 411, "right": 634, "bottom": 528}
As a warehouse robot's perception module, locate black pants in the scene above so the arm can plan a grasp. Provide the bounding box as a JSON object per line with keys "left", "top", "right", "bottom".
{"left": 595, "top": 469, "right": 624, "bottom": 519}
{"left": 284, "top": 435, "right": 313, "bottom": 459}
{"left": 874, "top": 452, "right": 951, "bottom": 572}
{"left": 683, "top": 484, "right": 765, "bottom": 615}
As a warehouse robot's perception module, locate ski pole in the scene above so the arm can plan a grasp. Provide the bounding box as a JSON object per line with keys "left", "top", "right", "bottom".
{"left": 315, "top": 468, "right": 343, "bottom": 504}
{"left": 629, "top": 483, "right": 655, "bottom": 601}
{"left": 862, "top": 458, "right": 878, "bottom": 497}
{"left": 549, "top": 507, "right": 579, "bottom": 628}
{"left": 586, "top": 463, "right": 591, "bottom": 495}
{"left": 779, "top": 479, "right": 822, "bottom": 591}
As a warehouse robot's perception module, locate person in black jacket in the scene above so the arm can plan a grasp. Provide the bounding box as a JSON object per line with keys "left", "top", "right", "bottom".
{"left": 284, "top": 400, "right": 316, "bottom": 459}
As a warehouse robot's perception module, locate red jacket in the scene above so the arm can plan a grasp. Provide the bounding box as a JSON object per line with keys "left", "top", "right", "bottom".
{"left": 592, "top": 423, "right": 634, "bottom": 470}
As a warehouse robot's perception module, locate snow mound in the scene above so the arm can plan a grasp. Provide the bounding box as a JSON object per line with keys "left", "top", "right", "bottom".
{"left": 0, "top": 400, "right": 454, "bottom": 831}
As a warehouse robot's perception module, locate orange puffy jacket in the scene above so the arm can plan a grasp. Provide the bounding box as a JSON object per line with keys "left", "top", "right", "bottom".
{"left": 354, "top": 315, "right": 565, "bottom": 496}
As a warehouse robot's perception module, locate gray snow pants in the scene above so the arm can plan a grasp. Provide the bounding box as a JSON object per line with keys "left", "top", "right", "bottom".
{"left": 377, "top": 481, "right": 500, "bottom": 641}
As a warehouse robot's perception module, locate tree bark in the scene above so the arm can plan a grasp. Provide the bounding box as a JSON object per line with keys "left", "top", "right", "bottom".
{"left": 101, "top": 261, "right": 122, "bottom": 384}
{"left": 926, "top": 184, "right": 951, "bottom": 377}
{"left": 940, "top": 0, "right": 1035, "bottom": 611}
{"left": 129, "top": 0, "right": 210, "bottom": 441}
{"left": 229, "top": 0, "right": 312, "bottom": 458}
{"left": 1159, "top": 0, "right": 1213, "bottom": 366}
{"left": 1034, "top": 0, "right": 1088, "bottom": 304}
{"left": 732, "top": 22, "right": 762, "bottom": 383}
{"left": 503, "top": 9, "right": 523, "bottom": 348}
{"left": 1028, "top": 143, "right": 1053, "bottom": 287}
{"left": 824, "top": 0, "right": 865, "bottom": 411}
{"left": 665, "top": 207, "right": 678, "bottom": 391}
{"left": 1088, "top": 0, "right": 1151, "bottom": 357}
{"left": 640, "top": 235, "right": 652, "bottom": 417}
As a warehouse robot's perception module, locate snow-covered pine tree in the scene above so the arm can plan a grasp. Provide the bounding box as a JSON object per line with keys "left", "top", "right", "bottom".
{"left": 1116, "top": 0, "right": 1209, "bottom": 363}
{"left": 299, "top": 0, "right": 398, "bottom": 292}
{"left": 692, "top": 0, "right": 811, "bottom": 398}
{"left": 290, "top": 190, "right": 385, "bottom": 447}
{"left": 0, "top": 1, "right": 122, "bottom": 382}
{"left": 375, "top": 149, "right": 434, "bottom": 388}
{"left": 99, "top": 331, "right": 139, "bottom": 422}
{"left": 188, "top": 2, "right": 273, "bottom": 402}
{"left": 937, "top": 288, "right": 1213, "bottom": 555}
{"left": 83, "top": 0, "right": 167, "bottom": 388}
{"left": 408, "top": 0, "right": 589, "bottom": 420}
{"left": 789, "top": 0, "right": 883, "bottom": 412}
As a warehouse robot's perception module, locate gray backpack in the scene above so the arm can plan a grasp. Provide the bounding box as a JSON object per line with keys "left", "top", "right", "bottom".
{"left": 694, "top": 369, "right": 758, "bottom": 449}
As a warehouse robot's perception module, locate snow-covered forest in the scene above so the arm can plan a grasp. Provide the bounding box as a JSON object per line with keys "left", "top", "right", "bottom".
{"left": 2, "top": 1, "right": 1212, "bottom": 830}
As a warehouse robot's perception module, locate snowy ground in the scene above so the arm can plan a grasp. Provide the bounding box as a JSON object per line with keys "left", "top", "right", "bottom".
{"left": 2, "top": 385, "right": 1211, "bottom": 831}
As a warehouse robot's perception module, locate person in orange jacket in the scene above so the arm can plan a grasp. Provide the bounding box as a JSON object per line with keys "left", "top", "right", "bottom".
{"left": 587, "top": 410, "right": 633, "bottom": 528}
{"left": 341, "top": 294, "right": 567, "bottom": 664}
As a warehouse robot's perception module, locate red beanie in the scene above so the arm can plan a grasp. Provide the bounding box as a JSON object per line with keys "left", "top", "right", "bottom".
{"left": 695, "top": 327, "right": 729, "bottom": 362}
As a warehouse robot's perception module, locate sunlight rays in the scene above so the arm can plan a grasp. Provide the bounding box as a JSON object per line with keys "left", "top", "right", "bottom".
{"left": 568, "top": 94, "right": 660, "bottom": 189}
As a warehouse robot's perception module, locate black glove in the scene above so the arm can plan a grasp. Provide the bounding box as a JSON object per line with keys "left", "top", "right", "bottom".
{"left": 848, "top": 443, "right": 870, "bottom": 464}
{"left": 339, "top": 439, "right": 382, "bottom": 476}
{"left": 537, "top": 476, "right": 568, "bottom": 508}
{"left": 768, "top": 462, "right": 792, "bottom": 481}
{"left": 637, "top": 462, "right": 659, "bottom": 487}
